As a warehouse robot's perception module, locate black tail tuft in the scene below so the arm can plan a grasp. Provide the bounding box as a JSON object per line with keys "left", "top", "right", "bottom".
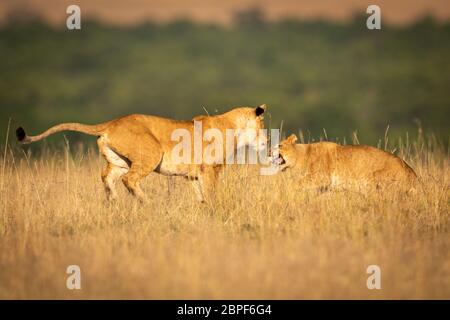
{"left": 16, "top": 127, "right": 26, "bottom": 142}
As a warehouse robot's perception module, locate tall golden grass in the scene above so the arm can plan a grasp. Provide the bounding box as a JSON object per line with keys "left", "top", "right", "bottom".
{"left": 0, "top": 131, "right": 449, "bottom": 299}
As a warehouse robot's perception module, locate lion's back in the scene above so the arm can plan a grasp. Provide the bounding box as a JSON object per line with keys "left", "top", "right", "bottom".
{"left": 334, "top": 144, "right": 417, "bottom": 184}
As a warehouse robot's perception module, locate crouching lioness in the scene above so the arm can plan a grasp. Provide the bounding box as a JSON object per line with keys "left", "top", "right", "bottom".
{"left": 16, "top": 105, "right": 268, "bottom": 202}
{"left": 273, "top": 134, "right": 417, "bottom": 191}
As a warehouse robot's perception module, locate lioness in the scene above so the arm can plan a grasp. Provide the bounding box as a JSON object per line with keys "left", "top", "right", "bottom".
{"left": 272, "top": 134, "right": 417, "bottom": 191}
{"left": 16, "top": 105, "right": 268, "bottom": 202}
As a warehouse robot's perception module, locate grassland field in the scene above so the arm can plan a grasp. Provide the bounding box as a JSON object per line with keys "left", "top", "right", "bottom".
{"left": 0, "top": 131, "right": 449, "bottom": 299}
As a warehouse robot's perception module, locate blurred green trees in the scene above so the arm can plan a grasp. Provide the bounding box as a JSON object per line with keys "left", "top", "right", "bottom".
{"left": 0, "top": 15, "right": 449, "bottom": 146}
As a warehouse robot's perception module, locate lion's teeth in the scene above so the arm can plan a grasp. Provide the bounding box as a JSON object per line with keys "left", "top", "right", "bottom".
{"left": 272, "top": 157, "right": 283, "bottom": 165}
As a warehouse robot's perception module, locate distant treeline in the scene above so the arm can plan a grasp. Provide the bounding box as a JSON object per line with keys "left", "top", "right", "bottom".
{"left": 1, "top": 15, "right": 449, "bottom": 147}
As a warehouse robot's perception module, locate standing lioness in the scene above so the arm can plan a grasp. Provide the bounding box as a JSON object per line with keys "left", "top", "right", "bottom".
{"left": 273, "top": 134, "right": 417, "bottom": 191}
{"left": 16, "top": 105, "right": 268, "bottom": 202}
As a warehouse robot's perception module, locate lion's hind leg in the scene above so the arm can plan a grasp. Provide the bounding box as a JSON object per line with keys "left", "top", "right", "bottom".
{"left": 98, "top": 137, "right": 130, "bottom": 202}
{"left": 101, "top": 164, "right": 128, "bottom": 201}
{"left": 110, "top": 134, "right": 163, "bottom": 203}
{"left": 122, "top": 164, "right": 155, "bottom": 202}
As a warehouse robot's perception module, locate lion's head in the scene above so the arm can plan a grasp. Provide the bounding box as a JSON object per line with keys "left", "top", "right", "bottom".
{"left": 232, "top": 104, "right": 268, "bottom": 152}
{"left": 272, "top": 134, "right": 298, "bottom": 170}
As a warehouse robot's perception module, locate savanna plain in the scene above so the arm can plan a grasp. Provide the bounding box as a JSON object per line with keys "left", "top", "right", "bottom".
{"left": 0, "top": 132, "right": 449, "bottom": 299}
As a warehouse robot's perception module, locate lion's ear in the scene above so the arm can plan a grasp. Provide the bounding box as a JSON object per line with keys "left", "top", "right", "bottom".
{"left": 287, "top": 134, "right": 298, "bottom": 144}
{"left": 255, "top": 104, "right": 267, "bottom": 118}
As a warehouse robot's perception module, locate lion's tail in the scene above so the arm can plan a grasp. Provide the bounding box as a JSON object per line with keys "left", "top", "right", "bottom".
{"left": 16, "top": 122, "right": 109, "bottom": 144}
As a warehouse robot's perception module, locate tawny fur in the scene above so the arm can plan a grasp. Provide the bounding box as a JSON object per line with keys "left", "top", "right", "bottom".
{"left": 17, "top": 105, "right": 267, "bottom": 202}
{"left": 275, "top": 134, "right": 418, "bottom": 191}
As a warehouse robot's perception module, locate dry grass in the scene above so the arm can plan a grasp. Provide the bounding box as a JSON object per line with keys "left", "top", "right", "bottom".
{"left": 0, "top": 134, "right": 449, "bottom": 299}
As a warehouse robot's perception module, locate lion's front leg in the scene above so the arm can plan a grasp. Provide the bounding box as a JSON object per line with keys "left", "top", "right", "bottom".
{"left": 196, "top": 165, "right": 219, "bottom": 203}
{"left": 191, "top": 180, "right": 205, "bottom": 202}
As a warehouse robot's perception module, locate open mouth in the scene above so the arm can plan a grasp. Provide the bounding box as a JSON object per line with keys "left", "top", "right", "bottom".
{"left": 272, "top": 154, "right": 285, "bottom": 166}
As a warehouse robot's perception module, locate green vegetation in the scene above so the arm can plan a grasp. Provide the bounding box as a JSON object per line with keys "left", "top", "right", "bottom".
{"left": 1, "top": 15, "right": 449, "bottom": 146}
